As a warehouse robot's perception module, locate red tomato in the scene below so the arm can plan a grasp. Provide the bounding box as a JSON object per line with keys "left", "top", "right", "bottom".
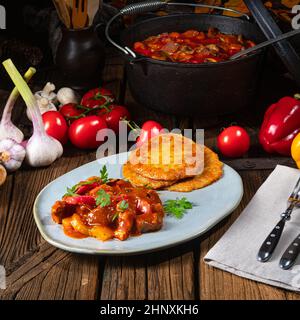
{"left": 102, "top": 105, "right": 131, "bottom": 133}
{"left": 81, "top": 88, "right": 114, "bottom": 109}
{"left": 136, "top": 120, "right": 164, "bottom": 147}
{"left": 60, "top": 103, "right": 84, "bottom": 123}
{"left": 68, "top": 115, "right": 108, "bottom": 149}
{"left": 42, "top": 111, "right": 68, "bottom": 145}
{"left": 217, "top": 126, "right": 250, "bottom": 158}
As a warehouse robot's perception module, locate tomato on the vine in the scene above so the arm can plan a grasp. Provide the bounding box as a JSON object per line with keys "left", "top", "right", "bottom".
{"left": 68, "top": 115, "right": 108, "bottom": 149}
{"left": 217, "top": 126, "right": 250, "bottom": 158}
{"left": 81, "top": 88, "right": 114, "bottom": 109}
{"left": 60, "top": 103, "right": 85, "bottom": 123}
{"left": 42, "top": 111, "right": 69, "bottom": 145}
{"left": 102, "top": 105, "right": 131, "bottom": 133}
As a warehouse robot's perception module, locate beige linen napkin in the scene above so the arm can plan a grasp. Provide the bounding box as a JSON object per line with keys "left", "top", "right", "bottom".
{"left": 204, "top": 165, "right": 300, "bottom": 292}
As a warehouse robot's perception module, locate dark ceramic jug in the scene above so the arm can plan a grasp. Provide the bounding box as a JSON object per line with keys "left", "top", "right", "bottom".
{"left": 56, "top": 25, "right": 105, "bottom": 91}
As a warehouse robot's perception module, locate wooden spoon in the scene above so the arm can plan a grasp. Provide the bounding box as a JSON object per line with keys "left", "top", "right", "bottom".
{"left": 72, "top": 0, "right": 88, "bottom": 29}
{"left": 0, "top": 164, "right": 7, "bottom": 186}
{"left": 52, "top": 0, "right": 71, "bottom": 28}
{"left": 87, "top": 0, "right": 101, "bottom": 26}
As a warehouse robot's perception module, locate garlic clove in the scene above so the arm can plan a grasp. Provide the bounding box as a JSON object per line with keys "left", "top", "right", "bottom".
{"left": 57, "top": 87, "right": 80, "bottom": 105}
{"left": 0, "top": 164, "right": 7, "bottom": 186}
{"left": 0, "top": 124, "right": 24, "bottom": 143}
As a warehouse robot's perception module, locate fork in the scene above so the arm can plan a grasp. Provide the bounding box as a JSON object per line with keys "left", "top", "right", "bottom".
{"left": 72, "top": 0, "right": 88, "bottom": 29}
{"left": 257, "top": 177, "right": 300, "bottom": 262}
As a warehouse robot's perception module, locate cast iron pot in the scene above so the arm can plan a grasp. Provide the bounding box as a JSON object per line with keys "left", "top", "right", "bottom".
{"left": 106, "top": 2, "right": 266, "bottom": 116}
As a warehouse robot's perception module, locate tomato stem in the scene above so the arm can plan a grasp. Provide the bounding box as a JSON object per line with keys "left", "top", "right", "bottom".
{"left": 122, "top": 119, "right": 140, "bottom": 131}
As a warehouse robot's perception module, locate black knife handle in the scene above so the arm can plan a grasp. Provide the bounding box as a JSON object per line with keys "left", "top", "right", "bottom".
{"left": 257, "top": 218, "right": 286, "bottom": 262}
{"left": 279, "top": 234, "right": 300, "bottom": 270}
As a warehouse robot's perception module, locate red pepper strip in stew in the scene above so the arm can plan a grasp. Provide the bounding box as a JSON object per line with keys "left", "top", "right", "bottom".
{"left": 64, "top": 195, "right": 96, "bottom": 206}
{"left": 75, "top": 182, "right": 101, "bottom": 195}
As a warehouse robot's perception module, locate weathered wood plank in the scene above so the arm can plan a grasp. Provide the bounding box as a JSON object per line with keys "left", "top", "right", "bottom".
{"left": 146, "top": 245, "right": 195, "bottom": 300}
{"left": 101, "top": 256, "right": 147, "bottom": 300}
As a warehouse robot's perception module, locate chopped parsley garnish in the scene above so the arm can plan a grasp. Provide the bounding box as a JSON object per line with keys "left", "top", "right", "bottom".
{"left": 164, "top": 197, "right": 193, "bottom": 219}
{"left": 111, "top": 213, "right": 119, "bottom": 222}
{"left": 119, "top": 200, "right": 129, "bottom": 211}
{"left": 100, "top": 165, "right": 109, "bottom": 183}
{"left": 96, "top": 189, "right": 111, "bottom": 207}
{"left": 112, "top": 200, "right": 129, "bottom": 222}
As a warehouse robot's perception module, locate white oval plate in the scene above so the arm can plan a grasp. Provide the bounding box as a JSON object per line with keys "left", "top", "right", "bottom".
{"left": 34, "top": 152, "right": 243, "bottom": 255}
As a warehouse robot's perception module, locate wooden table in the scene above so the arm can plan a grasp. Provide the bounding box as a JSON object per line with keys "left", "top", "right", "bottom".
{"left": 1, "top": 52, "right": 300, "bottom": 300}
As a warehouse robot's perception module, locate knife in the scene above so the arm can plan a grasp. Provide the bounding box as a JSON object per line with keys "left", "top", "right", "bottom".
{"left": 257, "top": 177, "right": 300, "bottom": 262}
{"left": 280, "top": 233, "right": 300, "bottom": 270}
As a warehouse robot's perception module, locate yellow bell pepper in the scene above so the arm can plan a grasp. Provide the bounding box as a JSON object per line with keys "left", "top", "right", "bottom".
{"left": 291, "top": 132, "right": 300, "bottom": 169}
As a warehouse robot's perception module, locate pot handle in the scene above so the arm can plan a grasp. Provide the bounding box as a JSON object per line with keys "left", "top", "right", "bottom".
{"left": 105, "top": 1, "right": 250, "bottom": 59}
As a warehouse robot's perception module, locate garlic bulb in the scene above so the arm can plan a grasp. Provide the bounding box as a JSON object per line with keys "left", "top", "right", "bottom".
{"left": 25, "top": 133, "right": 63, "bottom": 167}
{"left": 27, "top": 97, "right": 57, "bottom": 121}
{"left": 57, "top": 87, "right": 79, "bottom": 105}
{"left": 0, "top": 164, "right": 6, "bottom": 186}
{"left": 0, "top": 138, "right": 26, "bottom": 172}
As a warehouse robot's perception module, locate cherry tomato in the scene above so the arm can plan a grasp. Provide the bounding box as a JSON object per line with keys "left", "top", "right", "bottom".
{"left": 217, "top": 126, "right": 250, "bottom": 158}
{"left": 42, "top": 111, "right": 68, "bottom": 145}
{"left": 102, "top": 105, "right": 131, "bottom": 133}
{"left": 81, "top": 88, "right": 114, "bottom": 109}
{"left": 68, "top": 115, "right": 108, "bottom": 149}
{"left": 136, "top": 120, "right": 164, "bottom": 147}
{"left": 60, "top": 103, "right": 85, "bottom": 123}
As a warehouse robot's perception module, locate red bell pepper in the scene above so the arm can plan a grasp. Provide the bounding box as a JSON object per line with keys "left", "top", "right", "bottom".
{"left": 64, "top": 195, "right": 96, "bottom": 207}
{"left": 259, "top": 95, "right": 300, "bottom": 156}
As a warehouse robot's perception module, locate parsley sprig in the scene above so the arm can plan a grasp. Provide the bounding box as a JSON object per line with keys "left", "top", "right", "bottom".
{"left": 96, "top": 189, "right": 111, "bottom": 207}
{"left": 100, "top": 165, "right": 109, "bottom": 183}
{"left": 63, "top": 179, "right": 99, "bottom": 197}
{"left": 164, "top": 197, "right": 193, "bottom": 219}
{"left": 64, "top": 185, "right": 78, "bottom": 197}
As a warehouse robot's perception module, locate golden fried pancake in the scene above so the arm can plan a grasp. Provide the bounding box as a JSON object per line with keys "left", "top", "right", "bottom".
{"left": 167, "top": 147, "right": 223, "bottom": 192}
{"left": 123, "top": 162, "right": 176, "bottom": 189}
{"left": 129, "top": 133, "right": 204, "bottom": 181}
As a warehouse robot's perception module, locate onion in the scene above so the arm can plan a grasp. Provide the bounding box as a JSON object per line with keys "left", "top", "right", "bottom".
{"left": 2, "top": 59, "right": 63, "bottom": 167}
{"left": 0, "top": 68, "right": 36, "bottom": 143}
{"left": 161, "top": 41, "right": 179, "bottom": 54}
